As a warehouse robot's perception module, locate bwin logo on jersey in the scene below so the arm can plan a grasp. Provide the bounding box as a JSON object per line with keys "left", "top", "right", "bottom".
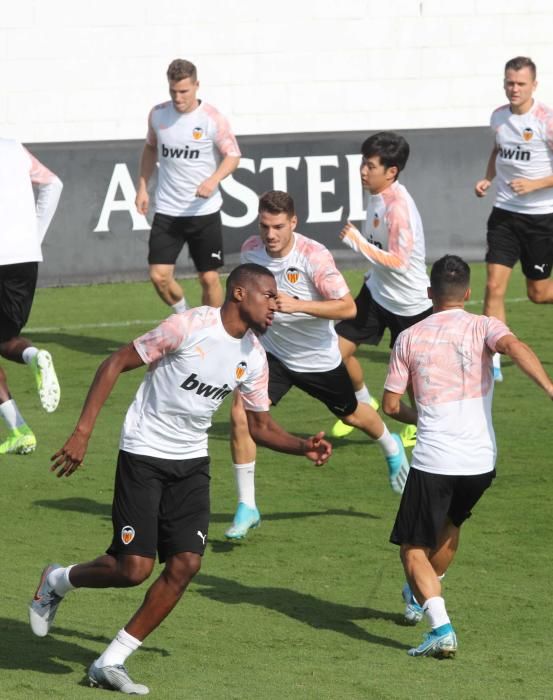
{"left": 193, "top": 127, "right": 203, "bottom": 140}
{"left": 121, "top": 525, "right": 135, "bottom": 545}
{"left": 286, "top": 267, "right": 300, "bottom": 284}
{"left": 161, "top": 143, "right": 200, "bottom": 159}
{"left": 181, "top": 373, "right": 233, "bottom": 401}
{"left": 523, "top": 127, "right": 534, "bottom": 142}
{"left": 498, "top": 145, "right": 530, "bottom": 161}
{"left": 235, "top": 362, "right": 247, "bottom": 380}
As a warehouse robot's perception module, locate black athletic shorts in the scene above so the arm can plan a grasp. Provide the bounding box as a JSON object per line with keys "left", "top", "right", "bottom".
{"left": 486, "top": 207, "right": 553, "bottom": 280}
{"left": 107, "top": 450, "right": 210, "bottom": 563}
{"left": 335, "top": 284, "right": 433, "bottom": 349}
{"left": 266, "top": 352, "right": 358, "bottom": 417}
{"left": 390, "top": 466, "right": 496, "bottom": 550}
{"left": 148, "top": 211, "right": 223, "bottom": 271}
{"left": 0, "top": 262, "right": 39, "bottom": 342}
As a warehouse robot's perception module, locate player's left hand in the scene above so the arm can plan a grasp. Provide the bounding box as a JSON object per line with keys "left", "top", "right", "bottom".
{"left": 275, "top": 291, "right": 301, "bottom": 314}
{"left": 50, "top": 431, "right": 89, "bottom": 478}
{"left": 509, "top": 178, "right": 536, "bottom": 195}
{"left": 196, "top": 176, "right": 218, "bottom": 198}
{"left": 303, "top": 431, "right": 332, "bottom": 466}
{"left": 339, "top": 221, "right": 361, "bottom": 241}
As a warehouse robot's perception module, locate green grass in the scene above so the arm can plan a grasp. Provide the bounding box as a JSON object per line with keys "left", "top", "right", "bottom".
{"left": 1, "top": 265, "right": 551, "bottom": 699}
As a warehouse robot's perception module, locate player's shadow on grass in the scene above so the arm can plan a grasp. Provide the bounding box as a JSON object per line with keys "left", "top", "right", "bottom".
{"left": 193, "top": 574, "right": 408, "bottom": 651}
{"left": 34, "top": 497, "right": 112, "bottom": 519}
{"left": 0, "top": 618, "right": 167, "bottom": 675}
{"left": 29, "top": 332, "right": 124, "bottom": 356}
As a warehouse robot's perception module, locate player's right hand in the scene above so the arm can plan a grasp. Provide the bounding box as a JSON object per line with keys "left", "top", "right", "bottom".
{"left": 339, "top": 221, "right": 360, "bottom": 241}
{"left": 135, "top": 189, "right": 149, "bottom": 215}
{"left": 50, "top": 431, "right": 89, "bottom": 478}
{"left": 474, "top": 179, "right": 491, "bottom": 197}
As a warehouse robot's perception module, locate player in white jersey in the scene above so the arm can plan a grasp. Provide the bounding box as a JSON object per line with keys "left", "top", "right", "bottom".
{"left": 475, "top": 56, "right": 553, "bottom": 381}
{"left": 28, "top": 264, "right": 331, "bottom": 696}
{"left": 136, "top": 58, "right": 241, "bottom": 311}
{"left": 332, "top": 132, "right": 432, "bottom": 447}
{"left": 382, "top": 255, "right": 553, "bottom": 659}
{"left": 225, "top": 191, "right": 410, "bottom": 540}
{"left": 0, "top": 139, "right": 62, "bottom": 455}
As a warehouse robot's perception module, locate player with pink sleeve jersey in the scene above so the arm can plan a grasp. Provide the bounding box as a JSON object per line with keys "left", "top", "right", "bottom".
{"left": 29, "top": 264, "right": 331, "bottom": 696}
{"left": 136, "top": 59, "right": 241, "bottom": 312}
{"left": 475, "top": 57, "right": 553, "bottom": 382}
{"left": 332, "top": 132, "right": 432, "bottom": 448}
{"left": 225, "top": 190, "right": 411, "bottom": 540}
{"left": 0, "top": 138, "right": 63, "bottom": 457}
{"left": 381, "top": 255, "right": 553, "bottom": 659}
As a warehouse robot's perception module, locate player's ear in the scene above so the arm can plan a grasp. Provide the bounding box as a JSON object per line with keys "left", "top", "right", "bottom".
{"left": 427, "top": 286, "right": 433, "bottom": 300}
{"left": 232, "top": 285, "right": 246, "bottom": 302}
{"left": 464, "top": 287, "right": 471, "bottom": 301}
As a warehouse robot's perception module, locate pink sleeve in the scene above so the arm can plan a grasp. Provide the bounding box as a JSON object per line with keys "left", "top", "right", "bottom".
{"left": 132, "top": 311, "right": 212, "bottom": 364}
{"left": 25, "top": 149, "right": 57, "bottom": 184}
{"left": 238, "top": 346, "right": 270, "bottom": 411}
{"left": 310, "top": 247, "right": 350, "bottom": 300}
{"left": 384, "top": 334, "right": 410, "bottom": 395}
{"left": 146, "top": 109, "right": 157, "bottom": 147}
{"left": 383, "top": 196, "right": 414, "bottom": 269}
{"left": 485, "top": 317, "right": 513, "bottom": 353}
{"left": 205, "top": 105, "right": 241, "bottom": 157}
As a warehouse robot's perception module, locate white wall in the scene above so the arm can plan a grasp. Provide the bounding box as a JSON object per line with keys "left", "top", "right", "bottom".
{"left": 2, "top": 0, "right": 553, "bottom": 143}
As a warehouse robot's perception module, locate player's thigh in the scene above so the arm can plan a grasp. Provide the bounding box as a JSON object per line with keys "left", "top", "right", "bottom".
{"left": 0, "top": 262, "right": 38, "bottom": 342}
{"left": 485, "top": 208, "right": 520, "bottom": 269}
{"left": 158, "top": 457, "right": 211, "bottom": 562}
{"left": 388, "top": 305, "right": 433, "bottom": 347}
{"left": 518, "top": 216, "right": 553, "bottom": 281}
{"left": 335, "top": 284, "right": 384, "bottom": 346}
{"left": 148, "top": 213, "right": 187, "bottom": 265}
{"left": 448, "top": 470, "right": 496, "bottom": 527}
{"left": 108, "top": 451, "right": 165, "bottom": 559}
{"left": 291, "top": 361, "right": 358, "bottom": 417}
{"left": 265, "top": 353, "right": 294, "bottom": 406}
{"left": 390, "top": 468, "right": 455, "bottom": 550}
{"left": 186, "top": 212, "right": 224, "bottom": 273}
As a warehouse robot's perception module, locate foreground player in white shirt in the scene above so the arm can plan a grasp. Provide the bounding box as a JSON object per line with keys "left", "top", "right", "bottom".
{"left": 28, "top": 264, "right": 331, "bottom": 696}
{"left": 475, "top": 56, "right": 553, "bottom": 381}
{"left": 0, "top": 138, "right": 63, "bottom": 455}
{"left": 136, "top": 58, "right": 241, "bottom": 311}
{"left": 332, "top": 132, "right": 432, "bottom": 447}
{"left": 382, "top": 255, "right": 553, "bottom": 659}
{"left": 226, "top": 191, "right": 410, "bottom": 540}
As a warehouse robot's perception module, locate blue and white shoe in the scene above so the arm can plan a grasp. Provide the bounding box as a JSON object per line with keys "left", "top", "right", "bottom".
{"left": 88, "top": 661, "right": 149, "bottom": 695}
{"left": 408, "top": 623, "right": 457, "bottom": 658}
{"left": 386, "top": 434, "right": 410, "bottom": 494}
{"left": 224, "top": 503, "right": 261, "bottom": 540}
{"left": 29, "top": 563, "right": 63, "bottom": 637}
{"left": 493, "top": 366, "right": 503, "bottom": 382}
{"left": 402, "top": 583, "right": 424, "bottom": 625}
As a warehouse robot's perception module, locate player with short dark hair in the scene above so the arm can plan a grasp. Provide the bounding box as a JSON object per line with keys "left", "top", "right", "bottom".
{"left": 28, "top": 263, "right": 331, "bottom": 696}
{"left": 475, "top": 56, "right": 553, "bottom": 381}
{"left": 382, "top": 254, "right": 553, "bottom": 658}
{"left": 136, "top": 58, "right": 240, "bottom": 311}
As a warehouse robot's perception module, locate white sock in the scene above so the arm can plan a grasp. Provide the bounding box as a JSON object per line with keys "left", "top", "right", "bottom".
{"left": 0, "top": 399, "right": 26, "bottom": 430}
{"left": 233, "top": 461, "right": 256, "bottom": 509}
{"left": 423, "top": 596, "right": 451, "bottom": 630}
{"left": 493, "top": 352, "right": 501, "bottom": 369}
{"left": 376, "top": 425, "right": 399, "bottom": 457}
{"left": 355, "top": 385, "right": 371, "bottom": 404}
{"left": 22, "top": 346, "right": 39, "bottom": 364}
{"left": 96, "top": 628, "right": 142, "bottom": 668}
{"left": 171, "top": 298, "right": 188, "bottom": 314}
{"left": 47, "top": 565, "right": 76, "bottom": 597}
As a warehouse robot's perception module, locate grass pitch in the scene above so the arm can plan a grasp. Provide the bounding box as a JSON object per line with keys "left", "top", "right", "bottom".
{"left": 0, "top": 265, "right": 550, "bottom": 699}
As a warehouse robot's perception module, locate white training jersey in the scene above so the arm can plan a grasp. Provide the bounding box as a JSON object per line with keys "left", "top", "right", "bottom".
{"left": 146, "top": 100, "right": 241, "bottom": 217}
{"left": 340, "top": 181, "right": 431, "bottom": 316}
{"left": 491, "top": 100, "right": 553, "bottom": 214}
{"left": 120, "top": 307, "right": 269, "bottom": 460}
{"left": 385, "top": 309, "right": 512, "bottom": 476}
{"left": 241, "top": 232, "right": 350, "bottom": 373}
{"left": 0, "top": 138, "right": 63, "bottom": 265}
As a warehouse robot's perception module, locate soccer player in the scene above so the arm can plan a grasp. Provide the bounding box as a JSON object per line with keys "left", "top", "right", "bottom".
{"left": 225, "top": 190, "right": 410, "bottom": 540}
{"left": 475, "top": 56, "right": 553, "bottom": 381}
{"left": 331, "top": 132, "right": 432, "bottom": 448}
{"left": 135, "top": 58, "right": 241, "bottom": 311}
{"left": 0, "top": 138, "right": 63, "bottom": 455}
{"left": 382, "top": 254, "right": 553, "bottom": 658}
{"left": 28, "top": 264, "right": 331, "bottom": 696}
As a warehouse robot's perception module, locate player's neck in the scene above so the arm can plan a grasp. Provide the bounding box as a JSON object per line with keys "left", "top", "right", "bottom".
{"left": 510, "top": 97, "right": 534, "bottom": 115}
{"left": 433, "top": 301, "right": 465, "bottom": 313}
{"left": 220, "top": 304, "right": 248, "bottom": 339}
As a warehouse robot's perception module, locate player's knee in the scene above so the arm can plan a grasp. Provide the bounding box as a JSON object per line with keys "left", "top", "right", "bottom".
{"left": 485, "top": 278, "right": 506, "bottom": 299}
{"left": 198, "top": 270, "right": 219, "bottom": 290}
{"left": 166, "top": 552, "right": 202, "bottom": 589}
{"left": 527, "top": 285, "right": 548, "bottom": 304}
{"left": 119, "top": 560, "right": 154, "bottom": 587}
{"left": 149, "top": 268, "right": 171, "bottom": 291}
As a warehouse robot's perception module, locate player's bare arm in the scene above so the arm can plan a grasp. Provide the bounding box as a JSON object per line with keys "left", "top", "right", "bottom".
{"left": 246, "top": 410, "right": 332, "bottom": 466}
{"left": 495, "top": 334, "right": 553, "bottom": 398}
{"left": 196, "top": 155, "right": 240, "bottom": 198}
{"left": 50, "top": 344, "right": 145, "bottom": 478}
{"left": 475, "top": 146, "right": 499, "bottom": 197}
{"left": 382, "top": 390, "right": 419, "bottom": 425}
{"left": 135, "top": 143, "right": 158, "bottom": 214}
{"left": 275, "top": 291, "right": 356, "bottom": 320}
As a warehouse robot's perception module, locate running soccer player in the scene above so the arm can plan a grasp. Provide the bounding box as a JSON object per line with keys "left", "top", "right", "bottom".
{"left": 475, "top": 56, "right": 553, "bottom": 381}
{"left": 382, "top": 255, "right": 553, "bottom": 658}
{"left": 331, "top": 132, "right": 432, "bottom": 448}
{"left": 225, "top": 190, "right": 410, "bottom": 540}
{"left": 0, "top": 138, "right": 62, "bottom": 455}
{"left": 28, "top": 264, "right": 331, "bottom": 696}
{"left": 136, "top": 58, "right": 240, "bottom": 311}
